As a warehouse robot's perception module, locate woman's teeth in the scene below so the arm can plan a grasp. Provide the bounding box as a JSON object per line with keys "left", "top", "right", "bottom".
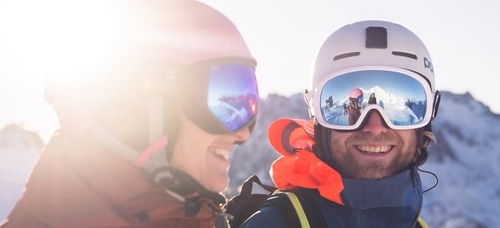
{"left": 211, "top": 148, "right": 230, "bottom": 160}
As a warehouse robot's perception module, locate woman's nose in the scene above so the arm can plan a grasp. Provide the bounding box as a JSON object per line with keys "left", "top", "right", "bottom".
{"left": 232, "top": 125, "right": 251, "bottom": 143}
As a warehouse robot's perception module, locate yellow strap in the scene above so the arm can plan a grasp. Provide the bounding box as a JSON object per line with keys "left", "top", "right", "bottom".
{"left": 417, "top": 217, "right": 429, "bottom": 228}
{"left": 274, "top": 191, "right": 427, "bottom": 228}
{"left": 275, "top": 190, "right": 310, "bottom": 228}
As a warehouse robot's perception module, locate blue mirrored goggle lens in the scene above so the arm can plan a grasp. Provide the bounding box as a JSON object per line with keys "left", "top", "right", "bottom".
{"left": 319, "top": 70, "right": 429, "bottom": 129}
{"left": 207, "top": 64, "right": 259, "bottom": 132}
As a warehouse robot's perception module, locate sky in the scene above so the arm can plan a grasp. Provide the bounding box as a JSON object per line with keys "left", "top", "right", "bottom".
{"left": 0, "top": 0, "right": 499, "bottom": 142}
{"left": 198, "top": 0, "right": 500, "bottom": 109}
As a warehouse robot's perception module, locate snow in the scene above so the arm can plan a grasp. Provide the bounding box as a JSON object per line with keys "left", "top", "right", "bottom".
{"left": 229, "top": 91, "right": 500, "bottom": 227}
{"left": 418, "top": 92, "right": 500, "bottom": 227}
{"left": 1, "top": 91, "right": 499, "bottom": 227}
{"left": 0, "top": 124, "right": 42, "bottom": 220}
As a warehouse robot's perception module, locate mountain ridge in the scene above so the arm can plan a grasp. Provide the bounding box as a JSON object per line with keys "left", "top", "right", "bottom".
{"left": 1, "top": 90, "right": 498, "bottom": 227}
{"left": 229, "top": 90, "right": 500, "bottom": 227}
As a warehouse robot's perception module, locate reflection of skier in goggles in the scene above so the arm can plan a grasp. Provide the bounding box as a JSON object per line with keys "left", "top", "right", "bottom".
{"left": 347, "top": 88, "right": 363, "bottom": 125}
{"left": 368, "top": 92, "right": 377, "bottom": 105}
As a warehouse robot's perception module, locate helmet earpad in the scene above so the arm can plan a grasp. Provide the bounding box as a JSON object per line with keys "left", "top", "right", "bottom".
{"left": 312, "top": 123, "right": 336, "bottom": 168}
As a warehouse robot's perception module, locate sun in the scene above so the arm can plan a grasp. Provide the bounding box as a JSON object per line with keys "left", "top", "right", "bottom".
{"left": 0, "top": 0, "right": 128, "bottom": 139}
{"left": 0, "top": 0, "right": 126, "bottom": 87}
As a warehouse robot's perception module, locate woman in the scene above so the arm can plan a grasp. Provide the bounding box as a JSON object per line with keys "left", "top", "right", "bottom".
{"left": 0, "top": 1, "right": 258, "bottom": 227}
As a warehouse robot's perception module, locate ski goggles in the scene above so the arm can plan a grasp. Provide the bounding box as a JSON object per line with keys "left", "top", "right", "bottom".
{"left": 305, "top": 67, "right": 439, "bottom": 130}
{"left": 177, "top": 59, "right": 259, "bottom": 134}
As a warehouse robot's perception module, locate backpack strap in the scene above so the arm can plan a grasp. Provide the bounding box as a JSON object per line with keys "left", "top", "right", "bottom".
{"left": 416, "top": 217, "right": 429, "bottom": 228}
{"left": 223, "top": 175, "right": 277, "bottom": 228}
{"left": 263, "top": 191, "right": 300, "bottom": 228}
{"left": 241, "top": 175, "right": 278, "bottom": 195}
{"left": 293, "top": 190, "right": 327, "bottom": 228}
{"left": 275, "top": 191, "right": 311, "bottom": 228}
{"left": 267, "top": 189, "right": 327, "bottom": 228}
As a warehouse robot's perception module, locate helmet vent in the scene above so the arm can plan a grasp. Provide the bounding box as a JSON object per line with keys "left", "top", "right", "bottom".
{"left": 365, "top": 27, "right": 387, "bottom": 49}
{"left": 333, "top": 52, "right": 360, "bottom": 61}
{"left": 392, "top": 51, "right": 418, "bottom": 60}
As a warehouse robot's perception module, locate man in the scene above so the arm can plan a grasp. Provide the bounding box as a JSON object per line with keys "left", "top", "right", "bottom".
{"left": 240, "top": 20, "right": 440, "bottom": 228}
{"left": 0, "top": 1, "right": 258, "bottom": 227}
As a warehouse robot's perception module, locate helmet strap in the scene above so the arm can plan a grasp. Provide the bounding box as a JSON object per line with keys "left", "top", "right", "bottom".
{"left": 144, "top": 93, "right": 175, "bottom": 182}
{"left": 92, "top": 123, "right": 169, "bottom": 174}
{"left": 93, "top": 124, "right": 141, "bottom": 163}
{"left": 92, "top": 93, "right": 172, "bottom": 181}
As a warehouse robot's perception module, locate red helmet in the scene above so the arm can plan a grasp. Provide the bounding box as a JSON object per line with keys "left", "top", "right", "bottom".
{"left": 115, "top": 0, "right": 255, "bottom": 64}
{"left": 45, "top": 0, "right": 257, "bottom": 137}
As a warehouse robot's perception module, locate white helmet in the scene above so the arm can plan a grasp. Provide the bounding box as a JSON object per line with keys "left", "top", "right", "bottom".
{"left": 306, "top": 20, "right": 439, "bottom": 127}
{"left": 311, "top": 20, "right": 435, "bottom": 92}
{"left": 307, "top": 20, "right": 440, "bottom": 168}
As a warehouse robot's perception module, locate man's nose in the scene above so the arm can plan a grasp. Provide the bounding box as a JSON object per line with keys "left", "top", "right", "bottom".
{"left": 361, "top": 111, "right": 388, "bottom": 134}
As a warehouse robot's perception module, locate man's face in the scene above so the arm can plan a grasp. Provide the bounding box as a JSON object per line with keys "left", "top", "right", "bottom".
{"left": 328, "top": 111, "right": 418, "bottom": 179}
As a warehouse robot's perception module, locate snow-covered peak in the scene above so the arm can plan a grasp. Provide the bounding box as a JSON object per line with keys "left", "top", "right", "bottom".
{"left": 420, "top": 91, "right": 500, "bottom": 227}
{"left": 0, "top": 124, "right": 42, "bottom": 220}
{"left": 1, "top": 91, "right": 498, "bottom": 227}
{"left": 230, "top": 91, "right": 499, "bottom": 227}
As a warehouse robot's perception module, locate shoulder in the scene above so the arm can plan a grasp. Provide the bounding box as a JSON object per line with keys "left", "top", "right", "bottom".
{"left": 240, "top": 189, "right": 324, "bottom": 228}
{"left": 239, "top": 205, "right": 288, "bottom": 228}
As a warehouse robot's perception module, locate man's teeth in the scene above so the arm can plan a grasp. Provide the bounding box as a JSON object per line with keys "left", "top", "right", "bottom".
{"left": 212, "top": 148, "right": 230, "bottom": 160}
{"left": 356, "top": 145, "right": 391, "bottom": 153}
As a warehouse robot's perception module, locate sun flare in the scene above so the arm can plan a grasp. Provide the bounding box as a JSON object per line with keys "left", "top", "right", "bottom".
{"left": 0, "top": 0, "right": 126, "bottom": 89}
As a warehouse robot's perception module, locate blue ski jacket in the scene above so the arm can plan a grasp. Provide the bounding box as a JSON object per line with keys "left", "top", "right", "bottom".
{"left": 240, "top": 170, "right": 428, "bottom": 228}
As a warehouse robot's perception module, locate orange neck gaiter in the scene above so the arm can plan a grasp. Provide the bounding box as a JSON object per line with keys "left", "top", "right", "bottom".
{"left": 270, "top": 149, "right": 344, "bottom": 205}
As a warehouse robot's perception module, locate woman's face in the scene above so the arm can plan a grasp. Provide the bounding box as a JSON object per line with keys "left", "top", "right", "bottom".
{"left": 169, "top": 113, "right": 251, "bottom": 192}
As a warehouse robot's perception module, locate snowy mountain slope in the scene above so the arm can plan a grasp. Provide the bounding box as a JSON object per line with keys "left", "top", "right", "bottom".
{"left": 419, "top": 92, "right": 500, "bottom": 227}
{"left": 227, "top": 93, "right": 310, "bottom": 194}
{"left": 0, "top": 124, "right": 42, "bottom": 220}
{"left": 1, "top": 91, "right": 498, "bottom": 227}
{"left": 228, "top": 91, "right": 500, "bottom": 228}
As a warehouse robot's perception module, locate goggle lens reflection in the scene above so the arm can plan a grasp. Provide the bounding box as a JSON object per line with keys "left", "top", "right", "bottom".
{"left": 317, "top": 69, "right": 431, "bottom": 130}
{"left": 207, "top": 64, "right": 259, "bottom": 132}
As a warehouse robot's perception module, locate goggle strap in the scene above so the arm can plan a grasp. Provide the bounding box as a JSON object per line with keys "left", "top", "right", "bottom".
{"left": 138, "top": 94, "right": 173, "bottom": 177}
{"left": 93, "top": 124, "right": 139, "bottom": 164}
{"left": 148, "top": 94, "right": 165, "bottom": 146}
{"left": 303, "top": 90, "right": 315, "bottom": 118}
{"left": 431, "top": 91, "right": 441, "bottom": 120}
{"left": 92, "top": 104, "right": 172, "bottom": 185}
